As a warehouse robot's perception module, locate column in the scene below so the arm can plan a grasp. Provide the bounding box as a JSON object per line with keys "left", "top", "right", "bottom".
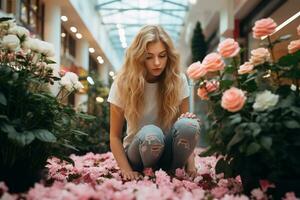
{"left": 219, "top": 0, "right": 234, "bottom": 40}
{"left": 44, "top": 1, "right": 61, "bottom": 94}
{"left": 74, "top": 39, "right": 89, "bottom": 112}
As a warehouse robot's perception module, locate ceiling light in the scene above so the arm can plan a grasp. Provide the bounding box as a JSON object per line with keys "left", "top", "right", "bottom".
{"left": 96, "top": 97, "right": 104, "bottom": 103}
{"left": 109, "top": 71, "right": 115, "bottom": 77}
{"left": 189, "top": 0, "right": 197, "bottom": 4}
{"left": 87, "top": 76, "right": 95, "bottom": 85}
{"left": 76, "top": 33, "right": 82, "bottom": 39}
{"left": 61, "top": 33, "right": 66, "bottom": 37}
{"left": 89, "top": 48, "right": 95, "bottom": 53}
{"left": 70, "top": 26, "right": 77, "bottom": 33}
{"left": 61, "top": 16, "right": 68, "bottom": 22}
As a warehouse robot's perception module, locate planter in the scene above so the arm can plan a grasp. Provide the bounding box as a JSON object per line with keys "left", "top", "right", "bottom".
{"left": 0, "top": 138, "right": 48, "bottom": 193}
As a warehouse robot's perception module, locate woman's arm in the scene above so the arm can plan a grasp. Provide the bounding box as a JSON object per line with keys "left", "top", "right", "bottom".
{"left": 109, "top": 103, "right": 141, "bottom": 180}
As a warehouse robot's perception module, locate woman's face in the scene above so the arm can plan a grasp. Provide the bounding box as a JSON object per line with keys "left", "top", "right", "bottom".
{"left": 144, "top": 41, "right": 168, "bottom": 82}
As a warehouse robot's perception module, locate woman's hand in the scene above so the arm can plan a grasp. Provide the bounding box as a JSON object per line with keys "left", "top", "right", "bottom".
{"left": 186, "top": 164, "right": 198, "bottom": 179}
{"left": 179, "top": 112, "right": 202, "bottom": 124}
{"left": 121, "top": 169, "right": 143, "bottom": 181}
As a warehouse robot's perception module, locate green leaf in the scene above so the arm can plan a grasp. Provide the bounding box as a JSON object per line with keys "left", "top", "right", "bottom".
{"left": 248, "top": 122, "right": 261, "bottom": 137}
{"left": 291, "top": 106, "right": 300, "bottom": 116}
{"left": 227, "top": 131, "right": 245, "bottom": 151}
{"left": 278, "top": 53, "right": 298, "bottom": 66}
{"left": 0, "top": 92, "right": 7, "bottom": 106}
{"left": 200, "top": 147, "right": 217, "bottom": 157}
{"left": 44, "top": 59, "right": 56, "bottom": 64}
{"left": 224, "top": 66, "right": 236, "bottom": 74}
{"left": 246, "top": 142, "right": 261, "bottom": 156}
{"left": 229, "top": 114, "right": 242, "bottom": 125}
{"left": 71, "top": 129, "right": 88, "bottom": 136}
{"left": 33, "top": 129, "right": 57, "bottom": 142}
{"left": 284, "top": 120, "right": 300, "bottom": 129}
{"left": 260, "top": 136, "right": 272, "bottom": 150}
{"left": 8, "top": 130, "right": 35, "bottom": 146}
{"left": 1, "top": 123, "right": 15, "bottom": 134}
{"left": 77, "top": 113, "right": 96, "bottom": 120}
{"left": 220, "top": 80, "right": 234, "bottom": 90}
{"left": 0, "top": 17, "right": 13, "bottom": 22}
{"left": 215, "top": 158, "right": 233, "bottom": 178}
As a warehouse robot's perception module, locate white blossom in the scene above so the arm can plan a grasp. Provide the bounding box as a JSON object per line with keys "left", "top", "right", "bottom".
{"left": 253, "top": 90, "right": 279, "bottom": 111}
{"left": 1, "top": 34, "right": 20, "bottom": 51}
{"left": 59, "top": 72, "right": 83, "bottom": 92}
{"left": 8, "top": 26, "right": 30, "bottom": 38}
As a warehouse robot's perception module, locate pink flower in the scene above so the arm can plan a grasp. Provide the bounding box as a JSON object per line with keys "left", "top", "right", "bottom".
{"left": 186, "top": 61, "right": 207, "bottom": 80}
{"left": 206, "top": 80, "right": 219, "bottom": 92}
{"left": 251, "top": 188, "right": 265, "bottom": 200}
{"left": 297, "top": 25, "right": 300, "bottom": 36}
{"left": 249, "top": 48, "right": 271, "bottom": 66}
{"left": 202, "top": 53, "right": 225, "bottom": 72}
{"left": 288, "top": 39, "right": 300, "bottom": 54}
{"left": 283, "top": 192, "right": 298, "bottom": 200}
{"left": 143, "top": 167, "right": 154, "bottom": 177}
{"left": 175, "top": 168, "right": 186, "bottom": 179}
{"left": 197, "top": 87, "right": 209, "bottom": 100}
{"left": 252, "top": 18, "right": 277, "bottom": 39}
{"left": 221, "top": 87, "right": 246, "bottom": 112}
{"left": 259, "top": 179, "right": 275, "bottom": 192}
{"left": 211, "top": 186, "right": 229, "bottom": 198}
{"left": 218, "top": 38, "right": 240, "bottom": 58}
{"left": 238, "top": 62, "right": 254, "bottom": 74}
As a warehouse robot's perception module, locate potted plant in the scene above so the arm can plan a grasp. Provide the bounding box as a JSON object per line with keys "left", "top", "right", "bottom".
{"left": 187, "top": 18, "right": 300, "bottom": 198}
{"left": 0, "top": 17, "right": 92, "bottom": 192}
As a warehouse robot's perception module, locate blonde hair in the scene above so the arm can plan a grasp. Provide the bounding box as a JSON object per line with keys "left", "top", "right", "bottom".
{"left": 115, "top": 25, "right": 182, "bottom": 132}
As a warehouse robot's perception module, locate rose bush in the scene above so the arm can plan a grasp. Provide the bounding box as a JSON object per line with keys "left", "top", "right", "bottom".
{"left": 0, "top": 17, "right": 91, "bottom": 192}
{"left": 187, "top": 18, "right": 300, "bottom": 197}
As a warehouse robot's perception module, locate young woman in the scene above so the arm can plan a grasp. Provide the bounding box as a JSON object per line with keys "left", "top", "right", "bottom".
{"left": 108, "top": 25, "right": 201, "bottom": 181}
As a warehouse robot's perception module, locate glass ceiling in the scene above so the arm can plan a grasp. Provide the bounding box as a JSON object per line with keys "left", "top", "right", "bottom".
{"left": 95, "top": 0, "right": 189, "bottom": 57}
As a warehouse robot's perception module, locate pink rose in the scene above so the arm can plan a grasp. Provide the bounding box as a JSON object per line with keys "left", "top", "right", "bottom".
{"left": 221, "top": 87, "right": 246, "bottom": 112}
{"left": 283, "top": 192, "right": 298, "bottom": 200}
{"left": 259, "top": 179, "right": 275, "bottom": 192}
{"left": 206, "top": 80, "right": 219, "bottom": 92}
{"left": 211, "top": 186, "right": 229, "bottom": 198}
{"left": 252, "top": 18, "right": 277, "bottom": 39}
{"left": 288, "top": 39, "right": 300, "bottom": 54}
{"left": 186, "top": 61, "right": 207, "bottom": 79}
{"left": 297, "top": 25, "right": 300, "bottom": 36}
{"left": 238, "top": 62, "right": 254, "bottom": 74}
{"left": 249, "top": 48, "right": 271, "bottom": 66}
{"left": 217, "top": 38, "right": 240, "bottom": 58}
{"left": 197, "top": 87, "right": 209, "bottom": 100}
{"left": 143, "top": 167, "right": 154, "bottom": 177}
{"left": 202, "top": 53, "right": 225, "bottom": 72}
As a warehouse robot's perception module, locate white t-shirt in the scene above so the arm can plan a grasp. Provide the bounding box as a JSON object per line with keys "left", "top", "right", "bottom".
{"left": 107, "top": 73, "right": 190, "bottom": 148}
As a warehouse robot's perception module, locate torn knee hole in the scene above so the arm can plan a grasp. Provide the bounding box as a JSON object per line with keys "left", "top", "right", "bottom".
{"left": 177, "top": 138, "right": 190, "bottom": 149}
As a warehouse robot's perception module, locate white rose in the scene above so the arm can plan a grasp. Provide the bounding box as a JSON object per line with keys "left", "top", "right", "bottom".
{"left": 74, "top": 81, "right": 84, "bottom": 90}
{"left": 8, "top": 26, "right": 30, "bottom": 38}
{"left": 1, "top": 34, "right": 20, "bottom": 51}
{"left": 59, "top": 72, "right": 81, "bottom": 92}
{"left": 39, "top": 41, "right": 55, "bottom": 57}
{"left": 59, "top": 76, "right": 73, "bottom": 92}
{"left": 253, "top": 90, "right": 279, "bottom": 111}
{"left": 0, "top": 19, "right": 16, "bottom": 30}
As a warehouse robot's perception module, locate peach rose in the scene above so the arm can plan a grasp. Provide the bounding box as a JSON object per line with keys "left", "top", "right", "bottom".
{"left": 238, "top": 62, "right": 254, "bottom": 74}
{"left": 252, "top": 18, "right": 277, "bottom": 39}
{"left": 297, "top": 25, "right": 300, "bottom": 36}
{"left": 217, "top": 38, "right": 240, "bottom": 58}
{"left": 288, "top": 39, "right": 300, "bottom": 54}
{"left": 186, "top": 61, "right": 207, "bottom": 80}
{"left": 202, "top": 53, "right": 225, "bottom": 72}
{"left": 206, "top": 80, "right": 219, "bottom": 92}
{"left": 197, "top": 86, "right": 209, "bottom": 100}
{"left": 249, "top": 48, "right": 271, "bottom": 66}
{"left": 221, "top": 87, "right": 246, "bottom": 112}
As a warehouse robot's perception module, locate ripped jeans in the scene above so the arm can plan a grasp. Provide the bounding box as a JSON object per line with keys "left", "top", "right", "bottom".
{"left": 125, "top": 117, "right": 201, "bottom": 172}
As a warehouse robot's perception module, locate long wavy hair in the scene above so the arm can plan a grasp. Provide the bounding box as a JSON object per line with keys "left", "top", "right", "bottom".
{"left": 115, "top": 25, "right": 182, "bottom": 132}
